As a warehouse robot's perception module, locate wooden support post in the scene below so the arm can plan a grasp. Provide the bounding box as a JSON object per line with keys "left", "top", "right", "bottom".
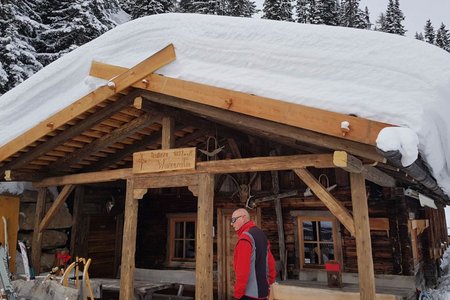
{"left": 31, "top": 188, "right": 47, "bottom": 275}
{"left": 70, "top": 186, "right": 86, "bottom": 258}
{"left": 119, "top": 179, "right": 139, "bottom": 300}
{"left": 39, "top": 185, "right": 75, "bottom": 232}
{"left": 196, "top": 174, "right": 214, "bottom": 299}
{"left": 162, "top": 116, "right": 175, "bottom": 149}
{"left": 350, "top": 173, "right": 375, "bottom": 300}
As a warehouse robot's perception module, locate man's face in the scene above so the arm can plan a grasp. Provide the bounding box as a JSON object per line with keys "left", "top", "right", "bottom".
{"left": 231, "top": 213, "right": 245, "bottom": 231}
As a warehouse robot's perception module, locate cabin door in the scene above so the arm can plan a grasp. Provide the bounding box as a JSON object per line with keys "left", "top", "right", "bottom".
{"left": 217, "top": 208, "right": 261, "bottom": 300}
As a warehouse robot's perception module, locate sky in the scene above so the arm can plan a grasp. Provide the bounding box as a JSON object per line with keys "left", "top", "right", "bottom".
{"left": 360, "top": 0, "right": 450, "bottom": 36}
{"left": 0, "top": 11, "right": 449, "bottom": 295}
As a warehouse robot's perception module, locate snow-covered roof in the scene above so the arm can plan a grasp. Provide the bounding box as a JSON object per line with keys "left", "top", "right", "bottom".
{"left": 0, "top": 13, "right": 449, "bottom": 195}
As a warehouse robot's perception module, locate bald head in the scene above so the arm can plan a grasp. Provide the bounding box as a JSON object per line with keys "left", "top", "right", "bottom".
{"left": 231, "top": 208, "right": 250, "bottom": 231}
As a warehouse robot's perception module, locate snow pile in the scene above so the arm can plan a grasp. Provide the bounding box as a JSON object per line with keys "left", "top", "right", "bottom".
{"left": 427, "top": 247, "right": 450, "bottom": 299}
{"left": 0, "top": 13, "right": 449, "bottom": 194}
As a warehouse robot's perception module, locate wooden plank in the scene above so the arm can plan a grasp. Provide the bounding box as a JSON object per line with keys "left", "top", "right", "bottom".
{"left": 196, "top": 174, "right": 214, "bottom": 300}
{"left": 0, "top": 196, "right": 20, "bottom": 273}
{"left": 293, "top": 168, "right": 355, "bottom": 236}
{"left": 0, "top": 45, "right": 175, "bottom": 163}
{"left": 89, "top": 63, "right": 392, "bottom": 145}
{"left": 270, "top": 284, "right": 397, "bottom": 300}
{"left": 350, "top": 172, "right": 376, "bottom": 300}
{"left": 140, "top": 91, "right": 385, "bottom": 163}
{"left": 334, "top": 151, "right": 396, "bottom": 187}
{"left": 0, "top": 90, "right": 139, "bottom": 174}
{"left": 119, "top": 179, "right": 139, "bottom": 300}
{"left": 38, "top": 185, "right": 75, "bottom": 232}
{"left": 161, "top": 117, "right": 175, "bottom": 149}
{"left": 32, "top": 188, "right": 47, "bottom": 275}
{"left": 134, "top": 174, "right": 198, "bottom": 189}
{"left": 133, "top": 147, "right": 196, "bottom": 174}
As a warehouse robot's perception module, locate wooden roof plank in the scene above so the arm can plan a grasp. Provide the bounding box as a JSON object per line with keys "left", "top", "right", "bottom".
{"left": 0, "top": 44, "right": 176, "bottom": 163}
{"left": 89, "top": 61, "right": 392, "bottom": 146}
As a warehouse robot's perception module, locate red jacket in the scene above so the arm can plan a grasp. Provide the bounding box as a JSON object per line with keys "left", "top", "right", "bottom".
{"left": 234, "top": 220, "right": 276, "bottom": 299}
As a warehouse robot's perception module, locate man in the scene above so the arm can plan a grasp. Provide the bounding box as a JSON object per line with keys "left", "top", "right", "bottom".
{"left": 231, "top": 208, "right": 276, "bottom": 300}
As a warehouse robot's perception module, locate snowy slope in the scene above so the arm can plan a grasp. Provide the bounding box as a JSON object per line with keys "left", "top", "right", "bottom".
{"left": 0, "top": 13, "right": 449, "bottom": 194}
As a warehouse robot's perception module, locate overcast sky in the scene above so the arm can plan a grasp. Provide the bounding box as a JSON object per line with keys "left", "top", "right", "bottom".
{"left": 360, "top": 0, "right": 450, "bottom": 36}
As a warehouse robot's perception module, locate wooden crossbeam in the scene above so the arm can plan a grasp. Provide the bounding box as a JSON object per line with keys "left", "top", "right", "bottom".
{"left": 0, "top": 45, "right": 175, "bottom": 163}
{"left": 89, "top": 62, "right": 392, "bottom": 146}
{"left": 0, "top": 90, "right": 140, "bottom": 174}
{"left": 39, "top": 185, "right": 75, "bottom": 232}
{"left": 333, "top": 151, "right": 396, "bottom": 187}
{"left": 34, "top": 154, "right": 334, "bottom": 187}
{"left": 293, "top": 168, "right": 355, "bottom": 236}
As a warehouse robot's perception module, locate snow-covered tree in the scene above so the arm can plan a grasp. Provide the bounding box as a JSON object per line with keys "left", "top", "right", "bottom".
{"left": 263, "top": 0, "right": 293, "bottom": 21}
{"left": 295, "top": 0, "right": 308, "bottom": 23}
{"left": 381, "top": 0, "right": 405, "bottom": 35}
{"left": 227, "top": 0, "right": 257, "bottom": 17}
{"left": 415, "top": 32, "right": 424, "bottom": 41}
{"left": 339, "top": 0, "right": 367, "bottom": 29}
{"left": 36, "top": 0, "right": 116, "bottom": 65}
{"left": 0, "top": 1, "right": 43, "bottom": 95}
{"left": 130, "top": 0, "right": 173, "bottom": 18}
{"left": 424, "top": 19, "right": 435, "bottom": 44}
{"left": 374, "top": 12, "right": 386, "bottom": 31}
{"left": 435, "top": 23, "right": 450, "bottom": 52}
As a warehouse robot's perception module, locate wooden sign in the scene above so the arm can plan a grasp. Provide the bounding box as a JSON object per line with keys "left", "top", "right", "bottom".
{"left": 133, "top": 147, "right": 196, "bottom": 174}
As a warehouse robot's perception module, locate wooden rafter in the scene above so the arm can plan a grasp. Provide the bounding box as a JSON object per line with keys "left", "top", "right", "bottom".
{"left": 0, "top": 90, "right": 140, "bottom": 174}
{"left": 333, "top": 151, "right": 396, "bottom": 187}
{"left": 89, "top": 62, "right": 393, "bottom": 146}
{"left": 46, "top": 113, "right": 162, "bottom": 173}
{"left": 293, "top": 168, "right": 355, "bottom": 236}
{"left": 0, "top": 44, "right": 175, "bottom": 163}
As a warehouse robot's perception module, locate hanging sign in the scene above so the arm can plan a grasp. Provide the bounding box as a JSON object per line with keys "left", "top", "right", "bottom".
{"left": 133, "top": 147, "right": 196, "bottom": 174}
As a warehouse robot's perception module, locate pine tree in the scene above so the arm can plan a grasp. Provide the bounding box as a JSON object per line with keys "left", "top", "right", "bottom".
{"left": 295, "top": 0, "right": 308, "bottom": 23}
{"left": 339, "top": 0, "right": 366, "bottom": 29}
{"left": 363, "top": 6, "right": 370, "bottom": 29}
{"left": 415, "top": 32, "right": 424, "bottom": 41}
{"left": 263, "top": 0, "right": 293, "bottom": 21}
{"left": 424, "top": 19, "right": 435, "bottom": 44}
{"left": 227, "top": 0, "right": 256, "bottom": 17}
{"left": 374, "top": 12, "right": 386, "bottom": 31}
{"left": 435, "top": 23, "right": 450, "bottom": 52}
{"left": 191, "top": 0, "right": 221, "bottom": 14}
{"left": 379, "top": 0, "right": 405, "bottom": 35}
{"left": 36, "top": 0, "right": 114, "bottom": 65}
{"left": 0, "top": 1, "right": 43, "bottom": 95}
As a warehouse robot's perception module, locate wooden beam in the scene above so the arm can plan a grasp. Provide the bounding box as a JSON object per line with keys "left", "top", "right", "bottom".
{"left": 196, "top": 174, "right": 214, "bottom": 299}
{"left": 0, "top": 90, "right": 139, "bottom": 174}
{"left": 140, "top": 91, "right": 385, "bottom": 163}
{"left": 34, "top": 168, "right": 133, "bottom": 187}
{"left": 35, "top": 154, "right": 334, "bottom": 187}
{"left": 70, "top": 186, "right": 85, "bottom": 259}
{"left": 89, "top": 62, "right": 392, "bottom": 146}
{"left": 333, "top": 151, "right": 396, "bottom": 187}
{"left": 119, "top": 179, "right": 139, "bottom": 300}
{"left": 39, "top": 185, "right": 75, "bottom": 232}
{"left": 31, "top": 188, "right": 47, "bottom": 275}
{"left": 4, "top": 170, "right": 45, "bottom": 182}
{"left": 161, "top": 117, "right": 175, "bottom": 149}
{"left": 293, "top": 168, "right": 355, "bottom": 236}
{"left": 350, "top": 172, "right": 376, "bottom": 300}
{"left": 48, "top": 113, "right": 162, "bottom": 173}
{"left": 0, "top": 45, "right": 175, "bottom": 163}
{"left": 134, "top": 174, "right": 198, "bottom": 189}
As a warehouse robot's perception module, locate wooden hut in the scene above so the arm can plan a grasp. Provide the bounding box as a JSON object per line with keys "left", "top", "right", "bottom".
{"left": 0, "top": 14, "right": 449, "bottom": 300}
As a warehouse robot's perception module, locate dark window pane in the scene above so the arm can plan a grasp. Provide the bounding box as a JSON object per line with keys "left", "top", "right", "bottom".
{"left": 319, "top": 221, "right": 333, "bottom": 242}
{"left": 185, "top": 240, "right": 196, "bottom": 258}
{"left": 175, "top": 222, "right": 184, "bottom": 238}
{"left": 174, "top": 240, "right": 184, "bottom": 258}
{"left": 303, "top": 243, "right": 318, "bottom": 265}
{"left": 186, "top": 222, "right": 195, "bottom": 239}
{"left": 320, "top": 244, "right": 335, "bottom": 264}
{"left": 303, "top": 221, "right": 315, "bottom": 241}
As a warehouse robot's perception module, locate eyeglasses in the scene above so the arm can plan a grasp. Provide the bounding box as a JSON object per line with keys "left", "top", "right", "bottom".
{"left": 231, "top": 215, "right": 244, "bottom": 224}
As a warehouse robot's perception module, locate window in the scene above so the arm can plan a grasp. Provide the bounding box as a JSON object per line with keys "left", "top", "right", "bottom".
{"left": 296, "top": 212, "right": 341, "bottom": 269}
{"left": 167, "top": 214, "right": 196, "bottom": 267}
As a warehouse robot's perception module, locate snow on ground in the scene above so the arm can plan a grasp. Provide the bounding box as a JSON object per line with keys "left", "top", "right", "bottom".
{"left": 427, "top": 247, "right": 450, "bottom": 299}
{"left": 0, "top": 13, "right": 449, "bottom": 195}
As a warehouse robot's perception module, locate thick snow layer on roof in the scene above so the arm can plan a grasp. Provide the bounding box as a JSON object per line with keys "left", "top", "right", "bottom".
{"left": 0, "top": 13, "right": 449, "bottom": 194}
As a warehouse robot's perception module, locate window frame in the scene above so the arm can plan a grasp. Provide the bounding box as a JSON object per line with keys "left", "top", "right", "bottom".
{"left": 167, "top": 213, "right": 197, "bottom": 268}
{"left": 295, "top": 211, "right": 342, "bottom": 270}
